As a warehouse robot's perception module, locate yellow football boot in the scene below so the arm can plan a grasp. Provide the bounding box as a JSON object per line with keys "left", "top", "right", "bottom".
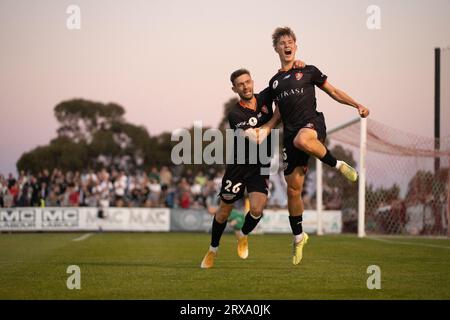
{"left": 200, "top": 250, "right": 217, "bottom": 269}
{"left": 237, "top": 235, "right": 249, "bottom": 259}
{"left": 292, "top": 233, "right": 309, "bottom": 265}
{"left": 338, "top": 161, "right": 358, "bottom": 182}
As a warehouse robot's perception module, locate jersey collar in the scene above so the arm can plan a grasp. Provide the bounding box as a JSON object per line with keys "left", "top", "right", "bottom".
{"left": 239, "top": 96, "right": 257, "bottom": 111}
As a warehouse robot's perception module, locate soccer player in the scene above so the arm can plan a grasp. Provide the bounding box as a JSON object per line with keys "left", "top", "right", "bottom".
{"left": 268, "top": 27, "right": 370, "bottom": 265}
{"left": 201, "top": 61, "right": 306, "bottom": 269}
{"left": 200, "top": 68, "right": 280, "bottom": 269}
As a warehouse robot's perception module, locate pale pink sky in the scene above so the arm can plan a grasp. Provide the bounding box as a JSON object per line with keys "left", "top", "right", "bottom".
{"left": 1, "top": 0, "right": 449, "bottom": 175}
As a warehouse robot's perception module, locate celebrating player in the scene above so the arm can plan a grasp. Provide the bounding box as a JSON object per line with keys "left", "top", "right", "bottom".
{"left": 268, "top": 27, "right": 370, "bottom": 265}
{"left": 200, "top": 68, "right": 280, "bottom": 269}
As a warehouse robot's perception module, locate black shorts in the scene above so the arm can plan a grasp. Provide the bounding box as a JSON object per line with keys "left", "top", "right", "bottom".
{"left": 219, "top": 164, "right": 269, "bottom": 204}
{"left": 282, "top": 112, "right": 327, "bottom": 176}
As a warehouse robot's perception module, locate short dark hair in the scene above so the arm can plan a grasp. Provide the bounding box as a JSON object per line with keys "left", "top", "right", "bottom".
{"left": 230, "top": 68, "right": 250, "bottom": 85}
{"left": 272, "top": 26, "right": 297, "bottom": 47}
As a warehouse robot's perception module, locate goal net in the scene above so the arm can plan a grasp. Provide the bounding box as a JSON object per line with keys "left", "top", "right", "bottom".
{"left": 321, "top": 118, "right": 450, "bottom": 236}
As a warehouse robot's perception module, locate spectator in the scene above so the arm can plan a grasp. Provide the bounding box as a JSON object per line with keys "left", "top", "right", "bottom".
{"left": 179, "top": 191, "right": 191, "bottom": 209}
{"left": 159, "top": 166, "right": 172, "bottom": 187}
{"left": 113, "top": 170, "right": 128, "bottom": 206}
{"left": 2, "top": 165, "right": 295, "bottom": 210}
{"left": 148, "top": 178, "right": 161, "bottom": 206}
{"left": 17, "top": 183, "right": 30, "bottom": 207}
{"left": 30, "top": 176, "right": 41, "bottom": 206}
{"left": 46, "top": 187, "right": 61, "bottom": 207}
{"left": 9, "top": 182, "right": 19, "bottom": 204}
{"left": 148, "top": 167, "right": 160, "bottom": 183}
{"left": 185, "top": 169, "right": 194, "bottom": 185}
{"left": 3, "top": 189, "right": 14, "bottom": 208}
{"left": 0, "top": 174, "right": 7, "bottom": 207}
{"left": 194, "top": 170, "right": 207, "bottom": 187}
{"left": 68, "top": 184, "right": 80, "bottom": 207}
{"left": 7, "top": 173, "right": 16, "bottom": 189}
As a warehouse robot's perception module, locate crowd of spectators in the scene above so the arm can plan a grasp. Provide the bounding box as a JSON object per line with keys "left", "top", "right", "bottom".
{"left": 0, "top": 166, "right": 325, "bottom": 211}
{"left": 0, "top": 167, "right": 225, "bottom": 209}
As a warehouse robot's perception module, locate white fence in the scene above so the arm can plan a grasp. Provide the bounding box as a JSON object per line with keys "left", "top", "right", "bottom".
{"left": 0, "top": 207, "right": 170, "bottom": 232}
{"left": 0, "top": 207, "right": 341, "bottom": 234}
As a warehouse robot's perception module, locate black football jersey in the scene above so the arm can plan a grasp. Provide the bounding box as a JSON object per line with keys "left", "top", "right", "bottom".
{"left": 268, "top": 65, "right": 327, "bottom": 138}
{"left": 227, "top": 88, "right": 274, "bottom": 165}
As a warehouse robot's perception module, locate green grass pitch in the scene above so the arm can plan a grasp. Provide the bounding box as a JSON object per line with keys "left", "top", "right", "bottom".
{"left": 0, "top": 232, "right": 449, "bottom": 299}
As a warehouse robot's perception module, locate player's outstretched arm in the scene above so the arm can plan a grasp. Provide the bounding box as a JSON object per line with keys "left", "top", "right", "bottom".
{"left": 319, "top": 81, "right": 370, "bottom": 118}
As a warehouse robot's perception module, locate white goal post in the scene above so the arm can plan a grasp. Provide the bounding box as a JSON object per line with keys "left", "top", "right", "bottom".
{"left": 316, "top": 117, "right": 366, "bottom": 237}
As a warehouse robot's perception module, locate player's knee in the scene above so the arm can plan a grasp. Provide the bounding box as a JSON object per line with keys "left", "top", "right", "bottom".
{"left": 215, "top": 213, "right": 227, "bottom": 224}
{"left": 249, "top": 206, "right": 263, "bottom": 218}
{"left": 293, "top": 136, "right": 301, "bottom": 149}
{"left": 293, "top": 135, "right": 311, "bottom": 152}
{"left": 215, "top": 209, "right": 229, "bottom": 224}
{"left": 287, "top": 185, "right": 302, "bottom": 199}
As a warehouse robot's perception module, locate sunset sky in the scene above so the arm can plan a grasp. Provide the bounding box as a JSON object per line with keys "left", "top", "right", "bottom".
{"left": 1, "top": 0, "right": 449, "bottom": 175}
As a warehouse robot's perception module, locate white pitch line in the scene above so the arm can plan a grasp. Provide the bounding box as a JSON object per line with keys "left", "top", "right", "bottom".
{"left": 72, "top": 233, "right": 94, "bottom": 242}
{"left": 367, "top": 237, "right": 450, "bottom": 250}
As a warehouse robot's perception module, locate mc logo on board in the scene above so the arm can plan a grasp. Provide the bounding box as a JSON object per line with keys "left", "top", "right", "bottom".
{"left": 42, "top": 209, "right": 79, "bottom": 228}
{"left": 0, "top": 209, "right": 36, "bottom": 228}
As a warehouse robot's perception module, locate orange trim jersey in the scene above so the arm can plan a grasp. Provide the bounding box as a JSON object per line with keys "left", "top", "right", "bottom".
{"left": 227, "top": 88, "right": 274, "bottom": 165}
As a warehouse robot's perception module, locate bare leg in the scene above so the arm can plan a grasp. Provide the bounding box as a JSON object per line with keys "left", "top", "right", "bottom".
{"left": 214, "top": 200, "right": 234, "bottom": 223}
{"left": 201, "top": 202, "right": 235, "bottom": 268}
{"left": 284, "top": 166, "right": 306, "bottom": 217}
{"left": 285, "top": 167, "right": 309, "bottom": 265}
{"left": 293, "top": 127, "right": 358, "bottom": 182}
{"left": 248, "top": 192, "right": 267, "bottom": 218}
{"left": 293, "top": 128, "right": 326, "bottom": 158}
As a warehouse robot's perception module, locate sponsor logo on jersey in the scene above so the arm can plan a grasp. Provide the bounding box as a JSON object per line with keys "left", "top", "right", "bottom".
{"left": 257, "top": 112, "right": 262, "bottom": 119}
{"left": 236, "top": 121, "right": 247, "bottom": 128}
{"left": 295, "top": 72, "right": 303, "bottom": 80}
{"left": 236, "top": 117, "right": 258, "bottom": 128}
{"left": 261, "top": 105, "right": 269, "bottom": 114}
{"left": 283, "top": 74, "right": 291, "bottom": 80}
{"left": 272, "top": 80, "right": 279, "bottom": 89}
{"left": 274, "top": 88, "right": 304, "bottom": 102}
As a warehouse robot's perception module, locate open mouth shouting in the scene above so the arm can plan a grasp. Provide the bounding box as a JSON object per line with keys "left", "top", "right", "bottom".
{"left": 284, "top": 48, "right": 293, "bottom": 59}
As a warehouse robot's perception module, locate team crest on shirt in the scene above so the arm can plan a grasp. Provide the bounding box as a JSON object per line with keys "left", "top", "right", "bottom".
{"left": 249, "top": 117, "right": 258, "bottom": 126}
{"left": 272, "top": 80, "right": 279, "bottom": 89}
{"left": 295, "top": 72, "right": 303, "bottom": 80}
{"left": 261, "top": 105, "right": 269, "bottom": 114}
